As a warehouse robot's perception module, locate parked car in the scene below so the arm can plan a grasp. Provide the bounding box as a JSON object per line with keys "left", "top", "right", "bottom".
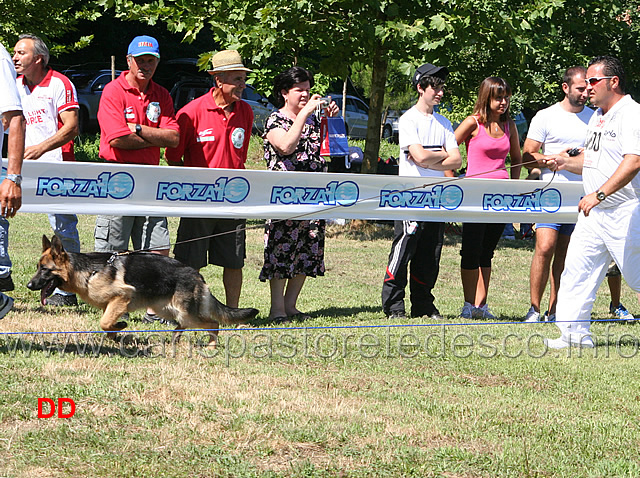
{"left": 153, "top": 58, "right": 213, "bottom": 112}
{"left": 513, "top": 111, "right": 528, "bottom": 143}
{"left": 382, "top": 113, "right": 396, "bottom": 142}
{"left": 383, "top": 109, "right": 404, "bottom": 143}
{"left": 67, "top": 58, "right": 273, "bottom": 135}
{"left": 382, "top": 105, "right": 527, "bottom": 145}
{"left": 242, "top": 85, "right": 277, "bottom": 133}
{"left": 64, "top": 69, "right": 122, "bottom": 133}
{"left": 327, "top": 93, "right": 370, "bottom": 139}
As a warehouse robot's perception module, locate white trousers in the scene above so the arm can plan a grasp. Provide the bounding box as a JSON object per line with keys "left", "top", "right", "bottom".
{"left": 555, "top": 199, "right": 640, "bottom": 339}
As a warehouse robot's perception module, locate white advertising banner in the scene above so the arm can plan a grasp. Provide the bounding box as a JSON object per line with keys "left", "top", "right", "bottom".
{"left": 6, "top": 160, "right": 584, "bottom": 223}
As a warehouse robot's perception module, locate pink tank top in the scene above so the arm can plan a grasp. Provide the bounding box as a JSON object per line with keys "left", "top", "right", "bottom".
{"left": 465, "top": 118, "right": 510, "bottom": 179}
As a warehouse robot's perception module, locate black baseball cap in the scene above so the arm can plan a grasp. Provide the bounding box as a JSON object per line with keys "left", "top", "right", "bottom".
{"left": 412, "top": 63, "right": 449, "bottom": 87}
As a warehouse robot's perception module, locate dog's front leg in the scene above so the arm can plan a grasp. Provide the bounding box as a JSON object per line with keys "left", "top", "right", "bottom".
{"left": 100, "top": 297, "right": 130, "bottom": 338}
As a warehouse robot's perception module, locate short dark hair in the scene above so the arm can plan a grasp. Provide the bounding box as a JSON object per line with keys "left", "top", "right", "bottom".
{"left": 563, "top": 66, "right": 586, "bottom": 87}
{"left": 588, "top": 55, "right": 626, "bottom": 93}
{"left": 417, "top": 73, "right": 446, "bottom": 92}
{"left": 272, "top": 67, "right": 315, "bottom": 108}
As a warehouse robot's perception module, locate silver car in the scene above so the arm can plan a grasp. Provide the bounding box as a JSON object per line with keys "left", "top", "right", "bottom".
{"left": 65, "top": 69, "right": 122, "bottom": 133}
{"left": 242, "top": 85, "right": 277, "bottom": 134}
{"left": 327, "top": 93, "right": 369, "bottom": 139}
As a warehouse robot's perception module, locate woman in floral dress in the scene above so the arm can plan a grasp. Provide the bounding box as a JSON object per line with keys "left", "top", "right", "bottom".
{"left": 259, "top": 66, "right": 339, "bottom": 321}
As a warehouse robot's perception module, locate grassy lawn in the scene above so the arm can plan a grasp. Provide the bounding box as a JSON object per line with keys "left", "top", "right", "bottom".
{"left": 1, "top": 136, "right": 639, "bottom": 477}
{"left": 1, "top": 213, "right": 639, "bottom": 477}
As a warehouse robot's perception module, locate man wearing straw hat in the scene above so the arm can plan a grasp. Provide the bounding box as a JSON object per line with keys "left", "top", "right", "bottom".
{"left": 166, "top": 50, "right": 254, "bottom": 308}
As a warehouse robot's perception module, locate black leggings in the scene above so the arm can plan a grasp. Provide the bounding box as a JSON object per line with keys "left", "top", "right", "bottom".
{"left": 460, "top": 222, "right": 505, "bottom": 270}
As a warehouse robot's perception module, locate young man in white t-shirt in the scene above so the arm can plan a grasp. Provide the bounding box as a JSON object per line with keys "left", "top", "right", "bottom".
{"left": 0, "top": 42, "right": 25, "bottom": 318}
{"left": 381, "top": 63, "right": 461, "bottom": 319}
{"left": 11, "top": 34, "right": 81, "bottom": 306}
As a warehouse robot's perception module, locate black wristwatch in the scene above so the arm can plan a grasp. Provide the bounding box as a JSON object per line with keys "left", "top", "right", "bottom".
{"left": 596, "top": 190, "right": 606, "bottom": 202}
{"left": 135, "top": 124, "right": 142, "bottom": 136}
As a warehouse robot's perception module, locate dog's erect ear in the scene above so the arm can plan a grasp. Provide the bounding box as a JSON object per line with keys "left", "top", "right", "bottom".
{"left": 42, "top": 235, "right": 51, "bottom": 252}
{"left": 50, "top": 235, "right": 66, "bottom": 258}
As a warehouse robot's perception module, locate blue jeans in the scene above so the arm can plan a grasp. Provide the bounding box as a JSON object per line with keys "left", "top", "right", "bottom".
{"left": 47, "top": 214, "right": 81, "bottom": 253}
{"left": 0, "top": 214, "right": 80, "bottom": 279}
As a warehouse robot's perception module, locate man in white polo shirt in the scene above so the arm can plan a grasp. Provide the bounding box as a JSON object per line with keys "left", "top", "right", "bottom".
{"left": 0, "top": 41, "right": 25, "bottom": 318}
{"left": 545, "top": 56, "right": 640, "bottom": 348}
{"left": 11, "top": 33, "right": 81, "bottom": 306}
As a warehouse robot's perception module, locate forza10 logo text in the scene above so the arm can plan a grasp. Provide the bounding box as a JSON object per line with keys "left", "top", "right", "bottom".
{"left": 380, "top": 185, "right": 463, "bottom": 210}
{"left": 270, "top": 181, "right": 359, "bottom": 206}
{"left": 36, "top": 172, "right": 134, "bottom": 199}
{"left": 157, "top": 177, "right": 250, "bottom": 203}
{"left": 483, "top": 189, "right": 561, "bottom": 213}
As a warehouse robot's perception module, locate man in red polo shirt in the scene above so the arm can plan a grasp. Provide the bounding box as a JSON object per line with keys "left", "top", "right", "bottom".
{"left": 166, "top": 49, "right": 253, "bottom": 308}
{"left": 96, "top": 35, "right": 179, "bottom": 323}
{"left": 95, "top": 35, "right": 179, "bottom": 260}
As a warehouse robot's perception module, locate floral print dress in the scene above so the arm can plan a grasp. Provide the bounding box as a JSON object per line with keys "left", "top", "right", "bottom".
{"left": 259, "top": 110, "right": 326, "bottom": 281}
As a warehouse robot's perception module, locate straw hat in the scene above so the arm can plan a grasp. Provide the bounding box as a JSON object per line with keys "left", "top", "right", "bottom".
{"left": 207, "top": 50, "right": 252, "bottom": 74}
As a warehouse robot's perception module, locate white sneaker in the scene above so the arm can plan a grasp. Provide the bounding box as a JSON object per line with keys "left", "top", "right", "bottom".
{"left": 0, "top": 292, "right": 14, "bottom": 320}
{"left": 544, "top": 335, "right": 595, "bottom": 349}
{"left": 524, "top": 306, "right": 541, "bottom": 322}
{"left": 460, "top": 302, "right": 474, "bottom": 319}
{"left": 473, "top": 304, "right": 496, "bottom": 320}
{"left": 543, "top": 311, "right": 556, "bottom": 322}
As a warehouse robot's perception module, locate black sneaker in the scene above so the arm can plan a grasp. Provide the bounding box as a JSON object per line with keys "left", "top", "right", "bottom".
{"left": 387, "top": 311, "right": 407, "bottom": 319}
{"left": 45, "top": 293, "right": 78, "bottom": 306}
{"left": 412, "top": 308, "right": 442, "bottom": 320}
{"left": 428, "top": 309, "right": 443, "bottom": 320}
{"left": 0, "top": 275, "right": 14, "bottom": 292}
{"left": 142, "top": 312, "right": 177, "bottom": 326}
{"left": 0, "top": 292, "right": 14, "bottom": 319}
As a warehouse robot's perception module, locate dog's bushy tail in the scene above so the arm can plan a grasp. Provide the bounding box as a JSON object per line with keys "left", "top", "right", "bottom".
{"left": 210, "top": 294, "right": 259, "bottom": 324}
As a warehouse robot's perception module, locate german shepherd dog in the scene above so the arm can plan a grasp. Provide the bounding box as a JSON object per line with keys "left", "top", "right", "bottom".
{"left": 27, "top": 235, "right": 259, "bottom": 344}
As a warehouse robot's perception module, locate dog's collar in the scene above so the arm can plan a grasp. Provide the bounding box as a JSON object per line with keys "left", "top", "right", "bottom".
{"left": 106, "top": 251, "right": 131, "bottom": 266}
{"left": 106, "top": 253, "right": 118, "bottom": 266}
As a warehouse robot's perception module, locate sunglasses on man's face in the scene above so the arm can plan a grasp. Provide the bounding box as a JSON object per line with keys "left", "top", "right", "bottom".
{"left": 586, "top": 76, "right": 615, "bottom": 86}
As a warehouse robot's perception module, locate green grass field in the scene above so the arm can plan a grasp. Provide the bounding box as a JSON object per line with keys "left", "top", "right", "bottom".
{"left": 1, "top": 211, "right": 640, "bottom": 477}
{"left": 2, "top": 135, "right": 640, "bottom": 477}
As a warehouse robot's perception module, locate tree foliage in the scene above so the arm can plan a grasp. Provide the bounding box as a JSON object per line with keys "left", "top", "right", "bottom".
{"left": 0, "top": 0, "right": 99, "bottom": 54}
{"left": 101, "top": 0, "right": 639, "bottom": 171}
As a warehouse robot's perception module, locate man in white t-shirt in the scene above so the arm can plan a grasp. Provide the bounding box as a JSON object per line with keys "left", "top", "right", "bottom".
{"left": 381, "top": 63, "right": 461, "bottom": 319}
{"left": 522, "top": 66, "right": 593, "bottom": 323}
{"left": 11, "top": 34, "right": 81, "bottom": 306}
{"left": 0, "top": 42, "right": 25, "bottom": 318}
{"left": 544, "top": 56, "right": 640, "bottom": 348}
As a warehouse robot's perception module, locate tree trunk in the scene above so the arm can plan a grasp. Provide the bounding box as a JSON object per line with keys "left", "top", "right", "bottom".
{"left": 362, "top": 41, "right": 388, "bottom": 174}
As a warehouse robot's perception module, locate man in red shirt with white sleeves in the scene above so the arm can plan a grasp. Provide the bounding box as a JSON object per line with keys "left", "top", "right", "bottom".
{"left": 11, "top": 33, "right": 81, "bottom": 305}
{"left": 166, "top": 50, "right": 253, "bottom": 308}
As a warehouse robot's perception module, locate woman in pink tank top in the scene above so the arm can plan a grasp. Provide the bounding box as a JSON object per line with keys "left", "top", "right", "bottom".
{"left": 454, "top": 77, "right": 522, "bottom": 320}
